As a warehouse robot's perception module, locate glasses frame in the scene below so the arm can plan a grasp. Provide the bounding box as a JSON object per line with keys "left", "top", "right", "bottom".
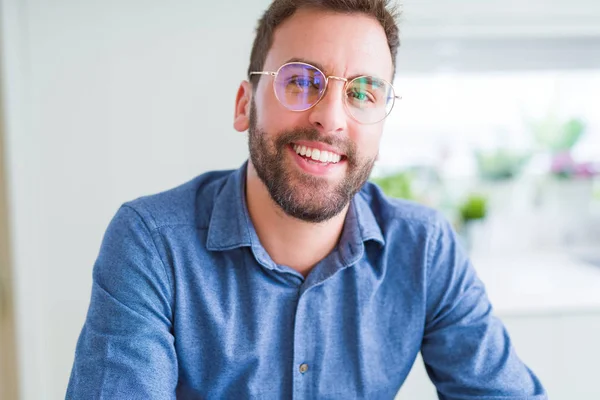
{"left": 250, "top": 61, "right": 401, "bottom": 125}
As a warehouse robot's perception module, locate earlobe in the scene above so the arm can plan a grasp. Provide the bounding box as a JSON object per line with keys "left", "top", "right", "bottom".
{"left": 233, "top": 81, "right": 252, "bottom": 132}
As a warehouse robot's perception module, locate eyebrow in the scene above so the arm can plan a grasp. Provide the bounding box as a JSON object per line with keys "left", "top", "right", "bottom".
{"left": 283, "top": 57, "right": 378, "bottom": 81}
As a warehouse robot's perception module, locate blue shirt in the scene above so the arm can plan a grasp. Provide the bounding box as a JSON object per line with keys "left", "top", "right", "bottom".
{"left": 67, "top": 162, "right": 547, "bottom": 399}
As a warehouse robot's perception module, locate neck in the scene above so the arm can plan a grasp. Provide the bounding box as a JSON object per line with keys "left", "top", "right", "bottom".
{"left": 245, "top": 162, "right": 348, "bottom": 277}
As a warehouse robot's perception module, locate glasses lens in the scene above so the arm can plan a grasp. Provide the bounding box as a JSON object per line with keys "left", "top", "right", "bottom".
{"left": 345, "top": 76, "right": 395, "bottom": 124}
{"left": 274, "top": 63, "right": 327, "bottom": 111}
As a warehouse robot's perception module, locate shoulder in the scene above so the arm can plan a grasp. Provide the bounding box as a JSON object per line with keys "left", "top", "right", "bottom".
{"left": 360, "top": 182, "right": 463, "bottom": 283}
{"left": 359, "top": 181, "right": 449, "bottom": 236}
{"left": 120, "top": 169, "right": 235, "bottom": 232}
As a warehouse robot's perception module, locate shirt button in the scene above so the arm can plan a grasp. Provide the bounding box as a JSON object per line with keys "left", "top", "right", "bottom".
{"left": 299, "top": 363, "right": 309, "bottom": 374}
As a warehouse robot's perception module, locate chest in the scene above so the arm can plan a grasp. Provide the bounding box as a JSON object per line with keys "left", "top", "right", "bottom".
{"left": 169, "top": 252, "right": 425, "bottom": 399}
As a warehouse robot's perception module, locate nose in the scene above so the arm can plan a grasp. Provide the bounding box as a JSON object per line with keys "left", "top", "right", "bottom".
{"left": 307, "top": 79, "right": 348, "bottom": 135}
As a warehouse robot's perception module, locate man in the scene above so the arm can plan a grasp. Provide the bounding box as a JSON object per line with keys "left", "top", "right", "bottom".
{"left": 67, "top": 0, "right": 547, "bottom": 399}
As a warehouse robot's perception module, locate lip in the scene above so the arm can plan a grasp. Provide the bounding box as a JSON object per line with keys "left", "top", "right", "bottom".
{"left": 288, "top": 145, "right": 346, "bottom": 176}
{"left": 292, "top": 140, "right": 345, "bottom": 157}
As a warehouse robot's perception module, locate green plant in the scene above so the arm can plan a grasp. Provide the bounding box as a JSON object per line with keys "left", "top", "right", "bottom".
{"left": 459, "top": 193, "right": 488, "bottom": 224}
{"left": 475, "top": 149, "right": 531, "bottom": 181}
{"left": 529, "top": 113, "right": 586, "bottom": 153}
{"left": 370, "top": 171, "right": 413, "bottom": 200}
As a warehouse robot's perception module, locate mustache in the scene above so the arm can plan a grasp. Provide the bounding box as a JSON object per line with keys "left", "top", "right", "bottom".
{"left": 274, "top": 127, "right": 356, "bottom": 161}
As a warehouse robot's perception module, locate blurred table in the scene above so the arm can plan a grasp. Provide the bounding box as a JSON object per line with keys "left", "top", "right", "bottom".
{"left": 474, "top": 249, "right": 600, "bottom": 315}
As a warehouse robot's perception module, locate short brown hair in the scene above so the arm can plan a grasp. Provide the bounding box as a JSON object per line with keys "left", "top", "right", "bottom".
{"left": 247, "top": 0, "right": 400, "bottom": 84}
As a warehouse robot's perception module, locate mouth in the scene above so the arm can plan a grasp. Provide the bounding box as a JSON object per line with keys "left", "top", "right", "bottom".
{"left": 288, "top": 143, "right": 347, "bottom": 176}
{"left": 290, "top": 143, "right": 346, "bottom": 165}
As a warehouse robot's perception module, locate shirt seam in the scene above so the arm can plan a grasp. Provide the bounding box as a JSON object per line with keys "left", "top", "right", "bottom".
{"left": 395, "top": 213, "right": 440, "bottom": 230}
{"left": 424, "top": 218, "right": 442, "bottom": 324}
{"left": 122, "top": 204, "right": 175, "bottom": 312}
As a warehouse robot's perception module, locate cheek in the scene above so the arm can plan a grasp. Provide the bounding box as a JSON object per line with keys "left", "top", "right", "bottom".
{"left": 254, "top": 86, "right": 307, "bottom": 131}
{"left": 353, "top": 128, "right": 383, "bottom": 160}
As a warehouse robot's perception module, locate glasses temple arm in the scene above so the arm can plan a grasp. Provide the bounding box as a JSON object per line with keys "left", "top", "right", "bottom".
{"left": 249, "top": 71, "right": 277, "bottom": 76}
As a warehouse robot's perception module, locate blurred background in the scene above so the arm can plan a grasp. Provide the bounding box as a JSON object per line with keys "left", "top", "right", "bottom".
{"left": 0, "top": 0, "right": 599, "bottom": 399}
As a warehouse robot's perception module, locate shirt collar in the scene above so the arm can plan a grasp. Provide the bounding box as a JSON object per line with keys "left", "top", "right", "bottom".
{"left": 336, "top": 189, "right": 385, "bottom": 268}
{"left": 206, "top": 162, "right": 253, "bottom": 251}
{"left": 206, "top": 161, "right": 385, "bottom": 259}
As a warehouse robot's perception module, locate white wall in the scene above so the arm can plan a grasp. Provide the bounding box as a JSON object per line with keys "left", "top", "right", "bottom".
{"left": 1, "top": 0, "right": 269, "bottom": 398}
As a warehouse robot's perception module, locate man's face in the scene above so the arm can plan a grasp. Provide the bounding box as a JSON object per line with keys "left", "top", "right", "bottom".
{"left": 248, "top": 8, "right": 394, "bottom": 223}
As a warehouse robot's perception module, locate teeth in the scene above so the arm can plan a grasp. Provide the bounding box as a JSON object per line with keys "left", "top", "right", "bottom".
{"left": 292, "top": 144, "right": 342, "bottom": 164}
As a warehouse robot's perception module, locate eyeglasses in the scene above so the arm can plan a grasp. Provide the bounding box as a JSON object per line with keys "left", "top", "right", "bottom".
{"left": 250, "top": 62, "right": 400, "bottom": 125}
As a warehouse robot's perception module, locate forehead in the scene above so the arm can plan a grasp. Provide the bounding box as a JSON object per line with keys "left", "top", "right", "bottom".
{"left": 264, "top": 7, "right": 394, "bottom": 81}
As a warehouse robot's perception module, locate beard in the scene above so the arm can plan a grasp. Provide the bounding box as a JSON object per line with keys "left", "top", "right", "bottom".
{"left": 248, "top": 102, "right": 376, "bottom": 223}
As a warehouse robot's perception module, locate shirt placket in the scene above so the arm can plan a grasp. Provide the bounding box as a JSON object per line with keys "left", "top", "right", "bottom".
{"left": 292, "top": 287, "right": 317, "bottom": 400}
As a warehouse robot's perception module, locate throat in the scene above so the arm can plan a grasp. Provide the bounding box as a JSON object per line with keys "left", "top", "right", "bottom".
{"left": 245, "top": 162, "right": 348, "bottom": 277}
{"left": 269, "top": 238, "right": 339, "bottom": 278}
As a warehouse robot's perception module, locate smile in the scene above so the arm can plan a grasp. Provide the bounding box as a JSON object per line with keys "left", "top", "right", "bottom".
{"left": 292, "top": 144, "right": 342, "bottom": 164}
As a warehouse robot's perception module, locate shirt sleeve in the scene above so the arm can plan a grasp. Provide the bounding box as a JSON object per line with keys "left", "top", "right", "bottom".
{"left": 66, "top": 205, "right": 177, "bottom": 400}
{"left": 421, "top": 216, "right": 548, "bottom": 400}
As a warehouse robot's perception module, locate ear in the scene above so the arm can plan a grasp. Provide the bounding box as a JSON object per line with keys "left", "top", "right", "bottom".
{"left": 233, "top": 80, "right": 252, "bottom": 132}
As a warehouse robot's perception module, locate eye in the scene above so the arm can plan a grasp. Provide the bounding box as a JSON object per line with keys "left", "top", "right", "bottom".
{"left": 348, "top": 88, "right": 375, "bottom": 103}
{"left": 285, "top": 75, "right": 322, "bottom": 91}
{"left": 289, "top": 76, "right": 312, "bottom": 88}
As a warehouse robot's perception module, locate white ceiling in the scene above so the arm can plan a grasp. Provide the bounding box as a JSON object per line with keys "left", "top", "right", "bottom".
{"left": 396, "top": 36, "right": 600, "bottom": 73}
{"left": 395, "top": 0, "right": 600, "bottom": 73}
{"left": 399, "top": 0, "right": 600, "bottom": 39}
